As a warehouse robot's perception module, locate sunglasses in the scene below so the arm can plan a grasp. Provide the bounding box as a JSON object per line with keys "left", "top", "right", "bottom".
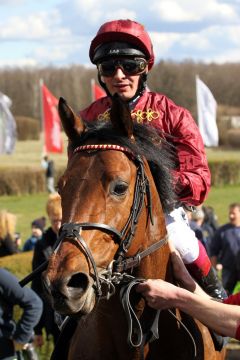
{"left": 98, "top": 58, "right": 148, "bottom": 77}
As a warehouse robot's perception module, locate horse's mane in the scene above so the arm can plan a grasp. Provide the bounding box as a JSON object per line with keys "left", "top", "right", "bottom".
{"left": 70, "top": 121, "right": 177, "bottom": 212}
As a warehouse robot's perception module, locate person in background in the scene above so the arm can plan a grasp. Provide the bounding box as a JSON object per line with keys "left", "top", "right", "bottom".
{"left": 13, "top": 232, "right": 22, "bottom": 251}
{"left": 79, "top": 19, "right": 225, "bottom": 300}
{"left": 203, "top": 205, "right": 219, "bottom": 234}
{"left": 190, "top": 207, "right": 214, "bottom": 256}
{"left": 211, "top": 202, "right": 240, "bottom": 295}
{"left": 23, "top": 217, "right": 46, "bottom": 252}
{"left": 31, "top": 194, "right": 62, "bottom": 348}
{"left": 0, "top": 210, "right": 19, "bottom": 257}
{"left": 0, "top": 267, "right": 42, "bottom": 360}
{"left": 41, "top": 155, "right": 55, "bottom": 194}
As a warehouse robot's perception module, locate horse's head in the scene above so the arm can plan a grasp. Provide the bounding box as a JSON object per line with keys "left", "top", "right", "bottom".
{"left": 43, "top": 95, "right": 175, "bottom": 316}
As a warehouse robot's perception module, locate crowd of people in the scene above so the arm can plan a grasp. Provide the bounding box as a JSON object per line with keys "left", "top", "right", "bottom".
{"left": 1, "top": 17, "right": 240, "bottom": 359}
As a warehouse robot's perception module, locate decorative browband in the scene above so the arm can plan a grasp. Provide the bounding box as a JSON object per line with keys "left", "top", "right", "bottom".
{"left": 73, "top": 144, "right": 134, "bottom": 157}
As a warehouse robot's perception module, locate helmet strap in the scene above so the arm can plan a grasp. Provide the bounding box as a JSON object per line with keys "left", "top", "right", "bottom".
{"left": 97, "top": 73, "right": 112, "bottom": 98}
{"left": 96, "top": 72, "right": 148, "bottom": 104}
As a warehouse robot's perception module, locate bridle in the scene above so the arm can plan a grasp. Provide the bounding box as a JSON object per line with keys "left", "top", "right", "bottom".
{"left": 54, "top": 143, "right": 170, "bottom": 353}
{"left": 55, "top": 144, "right": 168, "bottom": 299}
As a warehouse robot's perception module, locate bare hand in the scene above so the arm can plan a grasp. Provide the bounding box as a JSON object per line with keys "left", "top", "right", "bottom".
{"left": 136, "top": 279, "right": 180, "bottom": 309}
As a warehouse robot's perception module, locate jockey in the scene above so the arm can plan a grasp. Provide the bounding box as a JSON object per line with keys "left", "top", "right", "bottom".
{"left": 80, "top": 19, "right": 226, "bottom": 300}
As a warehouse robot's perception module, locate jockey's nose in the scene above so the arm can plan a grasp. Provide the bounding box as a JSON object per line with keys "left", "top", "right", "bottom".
{"left": 114, "top": 67, "right": 126, "bottom": 78}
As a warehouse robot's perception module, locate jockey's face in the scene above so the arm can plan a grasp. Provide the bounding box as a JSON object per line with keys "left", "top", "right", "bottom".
{"left": 99, "top": 57, "right": 148, "bottom": 101}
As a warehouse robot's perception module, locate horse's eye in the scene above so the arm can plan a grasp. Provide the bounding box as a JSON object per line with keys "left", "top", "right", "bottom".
{"left": 110, "top": 181, "right": 128, "bottom": 196}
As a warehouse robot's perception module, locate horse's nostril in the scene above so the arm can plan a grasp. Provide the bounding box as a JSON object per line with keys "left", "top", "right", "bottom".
{"left": 67, "top": 272, "right": 89, "bottom": 291}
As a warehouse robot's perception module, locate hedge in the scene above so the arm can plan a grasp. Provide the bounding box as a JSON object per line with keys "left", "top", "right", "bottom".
{"left": 15, "top": 116, "right": 40, "bottom": 141}
{"left": 0, "top": 161, "right": 240, "bottom": 196}
{"left": 209, "top": 160, "right": 240, "bottom": 186}
{"left": 0, "top": 167, "right": 65, "bottom": 195}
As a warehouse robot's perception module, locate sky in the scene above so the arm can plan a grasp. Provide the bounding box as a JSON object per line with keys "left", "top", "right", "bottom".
{"left": 0, "top": 0, "right": 240, "bottom": 68}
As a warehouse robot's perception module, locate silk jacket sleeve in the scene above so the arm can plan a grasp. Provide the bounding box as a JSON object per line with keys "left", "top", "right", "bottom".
{"left": 223, "top": 293, "right": 240, "bottom": 341}
{"left": 159, "top": 95, "right": 211, "bottom": 205}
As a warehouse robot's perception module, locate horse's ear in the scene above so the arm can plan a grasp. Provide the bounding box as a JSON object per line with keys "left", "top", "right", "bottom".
{"left": 58, "top": 97, "right": 85, "bottom": 141}
{"left": 110, "top": 94, "right": 134, "bottom": 138}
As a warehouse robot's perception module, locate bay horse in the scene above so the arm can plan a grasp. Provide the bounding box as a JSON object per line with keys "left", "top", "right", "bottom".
{"left": 43, "top": 95, "right": 226, "bottom": 360}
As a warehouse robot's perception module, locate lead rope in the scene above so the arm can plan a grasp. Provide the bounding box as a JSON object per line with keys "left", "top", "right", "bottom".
{"left": 167, "top": 309, "right": 197, "bottom": 358}
{"left": 120, "top": 278, "right": 197, "bottom": 359}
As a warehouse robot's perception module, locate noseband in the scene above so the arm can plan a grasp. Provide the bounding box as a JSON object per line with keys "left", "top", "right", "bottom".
{"left": 56, "top": 144, "right": 168, "bottom": 298}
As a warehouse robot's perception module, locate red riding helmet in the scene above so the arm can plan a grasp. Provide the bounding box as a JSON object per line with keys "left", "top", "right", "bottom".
{"left": 89, "top": 19, "right": 155, "bottom": 70}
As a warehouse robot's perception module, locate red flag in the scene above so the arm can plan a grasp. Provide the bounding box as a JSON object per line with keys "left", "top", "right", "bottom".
{"left": 91, "top": 79, "right": 106, "bottom": 101}
{"left": 41, "top": 83, "right": 63, "bottom": 153}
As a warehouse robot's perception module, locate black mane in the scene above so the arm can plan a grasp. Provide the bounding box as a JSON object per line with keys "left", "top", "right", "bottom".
{"left": 70, "top": 121, "right": 177, "bottom": 212}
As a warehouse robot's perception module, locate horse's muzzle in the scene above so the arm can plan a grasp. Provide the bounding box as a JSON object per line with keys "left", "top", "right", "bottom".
{"left": 42, "top": 271, "right": 96, "bottom": 315}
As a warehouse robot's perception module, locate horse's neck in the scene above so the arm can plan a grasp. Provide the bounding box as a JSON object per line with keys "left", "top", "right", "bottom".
{"left": 137, "top": 241, "right": 172, "bottom": 282}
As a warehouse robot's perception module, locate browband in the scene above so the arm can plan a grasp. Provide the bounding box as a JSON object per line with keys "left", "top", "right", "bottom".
{"left": 73, "top": 144, "right": 134, "bottom": 158}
